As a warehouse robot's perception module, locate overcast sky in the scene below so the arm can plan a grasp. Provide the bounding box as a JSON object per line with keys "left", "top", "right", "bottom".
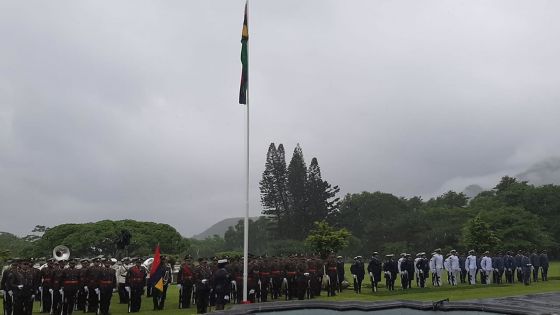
{"left": 1, "top": 0, "right": 559, "bottom": 237}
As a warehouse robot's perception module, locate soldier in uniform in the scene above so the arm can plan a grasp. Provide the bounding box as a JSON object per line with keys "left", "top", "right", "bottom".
{"left": 51, "top": 260, "right": 65, "bottom": 315}
{"left": 539, "top": 250, "right": 549, "bottom": 281}
{"left": 399, "top": 254, "right": 412, "bottom": 290}
{"left": 269, "top": 258, "right": 282, "bottom": 300}
{"left": 151, "top": 255, "right": 172, "bottom": 310}
{"left": 458, "top": 252, "right": 467, "bottom": 284}
{"left": 382, "top": 254, "right": 397, "bottom": 291}
{"left": 530, "top": 249, "right": 540, "bottom": 283}
{"left": 405, "top": 254, "right": 415, "bottom": 289}
{"left": 350, "top": 256, "right": 365, "bottom": 293}
{"left": 1, "top": 259, "right": 18, "bottom": 315}
{"left": 193, "top": 258, "right": 212, "bottom": 314}
{"left": 521, "top": 252, "right": 532, "bottom": 285}
{"left": 415, "top": 253, "right": 430, "bottom": 288}
{"left": 432, "top": 249, "right": 444, "bottom": 287}
{"left": 335, "top": 256, "right": 344, "bottom": 294}
{"left": 449, "top": 250, "right": 460, "bottom": 286}
{"left": 325, "top": 254, "right": 338, "bottom": 297}
{"left": 504, "top": 251, "right": 515, "bottom": 284}
{"left": 514, "top": 250, "right": 523, "bottom": 283}
{"left": 492, "top": 252, "right": 504, "bottom": 284}
{"left": 125, "top": 258, "right": 147, "bottom": 313}
{"left": 465, "top": 250, "right": 477, "bottom": 285}
{"left": 84, "top": 257, "right": 101, "bottom": 313}
{"left": 11, "top": 259, "right": 36, "bottom": 315}
{"left": 367, "top": 252, "right": 381, "bottom": 292}
{"left": 116, "top": 257, "right": 130, "bottom": 304}
{"left": 178, "top": 255, "right": 195, "bottom": 308}
{"left": 39, "top": 258, "right": 55, "bottom": 313}
{"left": 480, "top": 251, "right": 493, "bottom": 285}
{"left": 97, "top": 258, "right": 117, "bottom": 315}
{"left": 76, "top": 258, "right": 90, "bottom": 311}
{"left": 60, "top": 259, "right": 81, "bottom": 315}
{"left": 212, "top": 259, "right": 230, "bottom": 310}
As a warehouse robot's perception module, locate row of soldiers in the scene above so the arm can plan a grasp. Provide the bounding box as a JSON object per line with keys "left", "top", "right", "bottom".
{"left": 347, "top": 248, "right": 550, "bottom": 293}
{"left": 0, "top": 257, "right": 117, "bottom": 315}
{"left": 1, "top": 249, "right": 552, "bottom": 314}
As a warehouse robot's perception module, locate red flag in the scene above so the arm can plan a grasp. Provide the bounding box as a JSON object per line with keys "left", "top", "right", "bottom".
{"left": 149, "top": 244, "right": 164, "bottom": 292}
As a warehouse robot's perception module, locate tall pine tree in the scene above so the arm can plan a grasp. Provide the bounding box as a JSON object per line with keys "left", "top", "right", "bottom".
{"left": 287, "top": 144, "right": 308, "bottom": 239}
{"left": 307, "top": 157, "right": 340, "bottom": 231}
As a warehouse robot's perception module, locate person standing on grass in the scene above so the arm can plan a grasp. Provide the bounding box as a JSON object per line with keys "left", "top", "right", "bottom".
{"left": 125, "top": 258, "right": 147, "bottom": 313}
{"left": 530, "top": 249, "right": 540, "bottom": 283}
{"left": 539, "top": 250, "right": 549, "bottom": 281}
{"left": 492, "top": 252, "right": 504, "bottom": 284}
{"left": 383, "top": 254, "right": 397, "bottom": 291}
{"left": 432, "top": 249, "right": 444, "bottom": 287}
{"left": 465, "top": 250, "right": 477, "bottom": 285}
{"left": 350, "top": 256, "right": 365, "bottom": 294}
{"left": 521, "top": 252, "right": 532, "bottom": 286}
{"left": 504, "top": 251, "right": 515, "bottom": 284}
{"left": 416, "top": 253, "right": 430, "bottom": 288}
{"left": 480, "top": 252, "right": 493, "bottom": 285}
{"left": 449, "top": 250, "right": 460, "bottom": 286}
{"left": 367, "top": 252, "right": 382, "bottom": 292}
{"left": 515, "top": 250, "right": 523, "bottom": 283}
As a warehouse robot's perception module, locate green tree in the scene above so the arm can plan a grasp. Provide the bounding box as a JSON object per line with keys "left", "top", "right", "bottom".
{"left": 305, "top": 220, "right": 351, "bottom": 258}
{"left": 287, "top": 144, "right": 308, "bottom": 239}
{"left": 259, "top": 143, "right": 290, "bottom": 239}
{"left": 306, "top": 157, "right": 340, "bottom": 230}
{"left": 461, "top": 215, "right": 500, "bottom": 253}
{"left": 29, "top": 220, "right": 189, "bottom": 258}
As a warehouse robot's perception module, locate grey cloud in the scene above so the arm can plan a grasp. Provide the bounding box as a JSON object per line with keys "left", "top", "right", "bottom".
{"left": 1, "top": 0, "right": 560, "bottom": 236}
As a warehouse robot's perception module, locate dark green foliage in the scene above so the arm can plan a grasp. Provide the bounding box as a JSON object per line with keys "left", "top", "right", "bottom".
{"left": 462, "top": 215, "right": 500, "bottom": 253}
{"left": 27, "top": 220, "right": 189, "bottom": 258}
{"left": 259, "top": 143, "right": 340, "bottom": 240}
{"left": 223, "top": 217, "right": 271, "bottom": 255}
{"left": 305, "top": 220, "right": 351, "bottom": 258}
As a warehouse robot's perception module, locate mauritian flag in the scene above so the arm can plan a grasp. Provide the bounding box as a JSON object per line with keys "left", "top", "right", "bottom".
{"left": 149, "top": 244, "right": 164, "bottom": 292}
{"left": 239, "top": 1, "right": 249, "bottom": 104}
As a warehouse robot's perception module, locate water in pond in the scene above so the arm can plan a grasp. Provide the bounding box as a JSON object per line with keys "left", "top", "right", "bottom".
{"left": 257, "top": 309, "right": 500, "bottom": 315}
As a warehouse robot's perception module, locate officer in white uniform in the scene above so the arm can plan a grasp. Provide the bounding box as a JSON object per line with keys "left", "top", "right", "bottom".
{"left": 480, "top": 251, "right": 493, "bottom": 285}
{"left": 465, "top": 250, "right": 477, "bottom": 285}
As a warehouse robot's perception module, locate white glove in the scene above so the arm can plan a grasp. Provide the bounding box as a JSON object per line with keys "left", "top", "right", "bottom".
{"left": 353, "top": 274, "right": 357, "bottom": 279}
{"left": 49, "top": 289, "right": 53, "bottom": 293}
{"left": 94, "top": 288, "right": 100, "bottom": 294}
{"left": 17, "top": 285, "right": 23, "bottom": 289}
{"left": 201, "top": 279, "right": 208, "bottom": 284}
{"left": 125, "top": 286, "right": 131, "bottom": 293}
{"left": 369, "top": 272, "right": 373, "bottom": 277}
{"left": 59, "top": 289, "right": 64, "bottom": 295}
{"left": 224, "top": 295, "right": 230, "bottom": 301}
{"left": 177, "top": 284, "right": 182, "bottom": 289}
{"left": 249, "top": 289, "right": 255, "bottom": 294}
{"left": 84, "top": 286, "right": 88, "bottom": 291}
{"left": 31, "top": 295, "right": 35, "bottom": 300}
{"left": 8, "top": 290, "right": 13, "bottom": 296}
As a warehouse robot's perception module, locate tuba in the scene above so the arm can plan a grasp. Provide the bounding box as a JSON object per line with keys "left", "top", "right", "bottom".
{"left": 53, "top": 245, "right": 70, "bottom": 261}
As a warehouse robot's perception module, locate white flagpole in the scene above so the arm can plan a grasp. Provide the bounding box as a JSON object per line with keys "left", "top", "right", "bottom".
{"left": 243, "top": 0, "right": 250, "bottom": 303}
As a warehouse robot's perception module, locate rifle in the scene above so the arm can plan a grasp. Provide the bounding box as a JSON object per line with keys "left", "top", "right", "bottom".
{"left": 84, "top": 287, "right": 89, "bottom": 313}
{"left": 125, "top": 287, "right": 131, "bottom": 313}
{"left": 2, "top": 290, "right": 7, "bottom": 315}
{"left": 50, "top": 289, "right": 54, "bottom": 315}
{"left": 191, "top": 284, "right": 196, "bottom": 306}
{"left": 178, "top": 284, "right": 183, "bottom": 309}
{"left": 59, "top": 289, "right": 64, "bottom": 315}
{"left": 96, "top": 289, "right": 101, "bottom": 315}
{"left": 369, "top": 272, "right": 374, "bottom": 292}
{"left": 38, "top": 287, "right": 43, "bottom": 313}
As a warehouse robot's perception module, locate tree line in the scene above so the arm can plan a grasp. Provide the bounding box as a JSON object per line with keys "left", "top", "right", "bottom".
{"left": 2, "top": 143, "right": 559, "bottom": 261}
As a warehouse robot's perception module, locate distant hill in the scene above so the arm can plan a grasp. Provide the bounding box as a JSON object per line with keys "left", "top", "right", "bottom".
{"left": 191, "top": 217, "right": 260, "bottom": 240}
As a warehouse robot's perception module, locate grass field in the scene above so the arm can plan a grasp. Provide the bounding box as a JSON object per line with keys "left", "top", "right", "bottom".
{"left": 2, "top": 262, "right": 559, "bottom": 314}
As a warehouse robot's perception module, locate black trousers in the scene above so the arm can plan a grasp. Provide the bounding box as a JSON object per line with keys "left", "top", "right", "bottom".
{"left": 129, "top": 287, "right": 143, "bottom": 312}
{"left": 152, "top": 285, "right": 168, "bottom": 310}
{"left": 98, "top": 288, "right": 112, "bottom": 315}
{"left": 180, "top": 282, "right": 193, "bottom": 308}
{"left": 13, "top": 293, "right": 34, "bottom": 315}
{"left": 196, "top": 288, "right": 209, "bottom": 314}
{"left": 117, "top": 284, "right": 128, "bottom": 304}
{"left": 62, "top": 288, "right": 78, "bottom": 315}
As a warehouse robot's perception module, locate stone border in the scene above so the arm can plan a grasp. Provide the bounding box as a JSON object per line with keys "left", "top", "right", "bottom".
{"left": 215, "top": 299, "right": 538, "bottom": 315}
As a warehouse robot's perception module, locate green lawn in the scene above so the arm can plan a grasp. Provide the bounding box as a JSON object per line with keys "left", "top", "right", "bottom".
{"left": 2, "top": 262, "right": 559, "bottom": 314}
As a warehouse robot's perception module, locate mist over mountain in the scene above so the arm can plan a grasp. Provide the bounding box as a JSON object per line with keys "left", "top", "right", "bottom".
{"left": 516, "top": 157, "right": 560, "bottom": 186}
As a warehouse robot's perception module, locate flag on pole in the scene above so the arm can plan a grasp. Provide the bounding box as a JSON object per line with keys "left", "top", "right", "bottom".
{"left": 149, "top": 244, "right": 164, "bottom": 292}
{"left": 239, "top": 2, "right": 249, "bottom": 104}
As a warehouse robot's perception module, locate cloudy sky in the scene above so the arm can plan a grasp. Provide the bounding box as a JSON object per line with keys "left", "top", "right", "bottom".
{"left": 1, "top": 0, "right": 559, "bottom": 237}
